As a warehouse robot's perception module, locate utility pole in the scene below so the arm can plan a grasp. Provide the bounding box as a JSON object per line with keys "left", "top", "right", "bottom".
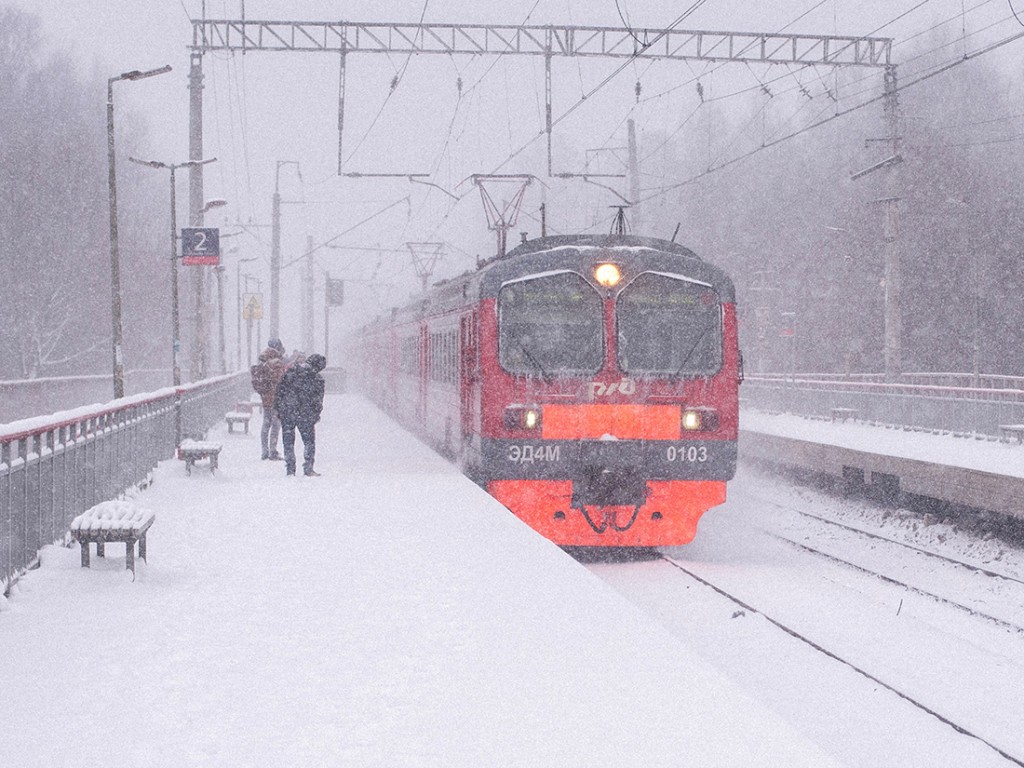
{"left": 271, "top": 185, "right": 280, "bottom": 339}
{"left": 188, "top": 52, "right": 207, "bottom": 381}
{"left": 324, "top": 270, "right": 331, "bottom": 362}
{"left": 881, "top": 65, "right": 902, "bottom": 381}
{"left": 303, "top": 234, "right": 315, "bottom": 352}
{"left": 271, "top": 160, "right": 301, "bottom": 341}
{"left": 627, "top": 119, "right": 641, "bottom": 234}
{"left": 216, "top": 264, "right": 227, "bottom": 374}
{"left": 851, "top": 64, "right": 902, "bottom": 382}
{"left": 545, "top": 45, "right": 553, "bottom": 177}
{"left": 236, "top": 255, "right": 258, "bottom": 369}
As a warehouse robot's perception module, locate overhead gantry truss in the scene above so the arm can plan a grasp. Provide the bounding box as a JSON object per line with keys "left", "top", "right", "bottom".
{"left": 190, "top": 20, "right": 891, "bottom": 67}
{"left": 188, "top": 19, "right": 892, "bottom": 180}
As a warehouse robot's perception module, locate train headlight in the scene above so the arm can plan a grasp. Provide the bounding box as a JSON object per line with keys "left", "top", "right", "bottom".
{"left": 504, "top": 405, "right": 543, "bottom": 431}
{"left": 524, "top": 409, "right": 540, "bottom": 429}
{"left": 594, "top": 263, "right": 621, "bottom": 288}
{"left": 681, "top": 408, "right": 719, "bottom": 432}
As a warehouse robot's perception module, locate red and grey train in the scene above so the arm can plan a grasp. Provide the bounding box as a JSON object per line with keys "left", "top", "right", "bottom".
{"left": 353, "top": 234, "right": 741, "bottom": 548}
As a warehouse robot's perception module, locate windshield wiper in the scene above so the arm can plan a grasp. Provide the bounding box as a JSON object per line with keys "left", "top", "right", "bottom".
{"left": 673, "top": 323, "right": 715, "bottom": 378}
{"left": 516, "top": 338, "right": 554, "bottom": 382}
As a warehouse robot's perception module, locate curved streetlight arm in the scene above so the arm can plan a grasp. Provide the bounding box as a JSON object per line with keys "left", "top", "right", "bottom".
{"left": 201, "top": 198, "right": 228, "bottom": 214}
{"left": 111, "top": 64, "right": 172, "bottom": 85}
{"left": 128, "top": 156, "right": 217, "bottom": 173}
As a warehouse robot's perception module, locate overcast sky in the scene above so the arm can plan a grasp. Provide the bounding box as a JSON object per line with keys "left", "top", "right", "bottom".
{"left": 7, "top": 0, "right": 1021, "bottom": 327}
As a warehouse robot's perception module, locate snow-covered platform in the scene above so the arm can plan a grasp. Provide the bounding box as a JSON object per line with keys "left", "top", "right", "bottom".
{"left": 741, "top": 409, "right": 1024, "bottom": 519}
{"left": 742, "top": 409, "right": 1024, "bottom": 478}
{"left": 0, "top": 394, "right": 835, "bottom": 767}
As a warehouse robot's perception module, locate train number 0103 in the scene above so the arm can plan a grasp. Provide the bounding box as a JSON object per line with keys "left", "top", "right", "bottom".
{"left": 666, "top": 445, "right": 708, "bottom": 463}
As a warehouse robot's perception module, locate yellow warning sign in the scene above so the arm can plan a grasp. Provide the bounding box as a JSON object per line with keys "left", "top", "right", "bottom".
{"left": 243, "top": 293, "right": 263, "bottom": 321}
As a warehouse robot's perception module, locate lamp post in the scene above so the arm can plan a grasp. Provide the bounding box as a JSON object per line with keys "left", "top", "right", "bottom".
{"left": 242, "top": 273, "right": 263, "bottom": 366}
{"left": 107, "top": 64, "right": 171, "bottom": 399}
{"left": 236, "top": 256, "right": 258, "bottom": 369}
{"left": 215, "top": 264, "right": 227, "bottom": 375}
{"left": 199, "top": 199, "right": 230, "bottom": 376}
{"left": 272, "top": 160, "right": 302, "bottom": 339}
{"left": 127, "top": 157, "right": 218, "bottom": 390}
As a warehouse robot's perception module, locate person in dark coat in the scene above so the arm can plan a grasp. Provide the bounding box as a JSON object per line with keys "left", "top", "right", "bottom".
{"left": 273, "top": 353, "right": 327, "bottom": 476}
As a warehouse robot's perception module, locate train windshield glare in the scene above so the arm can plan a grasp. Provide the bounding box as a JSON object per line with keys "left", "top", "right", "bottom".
{"left": 498, "top": 271, "right": 603, "bottom": 376}
{"left": 617, "top": 272, "right": 723, "bottom": 376}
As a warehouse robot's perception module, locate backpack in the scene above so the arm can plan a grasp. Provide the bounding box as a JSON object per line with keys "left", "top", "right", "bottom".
{"left": 251, "top": 361, "right": 274, "bottom": 395}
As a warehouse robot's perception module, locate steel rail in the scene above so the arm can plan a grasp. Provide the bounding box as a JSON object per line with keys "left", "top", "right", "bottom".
{"left": 660, "top": 554, "right": 1024, "bottom": 768}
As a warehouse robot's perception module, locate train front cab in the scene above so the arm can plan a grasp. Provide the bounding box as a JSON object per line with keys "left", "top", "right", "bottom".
{"left": 476, "top": 243, "right": 739, "bottom": 548}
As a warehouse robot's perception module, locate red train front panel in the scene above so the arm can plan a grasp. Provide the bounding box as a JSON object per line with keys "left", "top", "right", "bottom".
{"left": 470, "top": 236, "right": 740, "bottom": 547}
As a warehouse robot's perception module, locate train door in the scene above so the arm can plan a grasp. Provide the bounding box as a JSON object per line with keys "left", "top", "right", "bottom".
{"left": 459, "top": 312, "right": 478, "bottom": 442}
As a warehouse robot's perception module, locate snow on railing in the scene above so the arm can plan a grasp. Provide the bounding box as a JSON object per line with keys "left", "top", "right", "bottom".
{"left": 0, "top": 373, "right": 247, "bottom": 593}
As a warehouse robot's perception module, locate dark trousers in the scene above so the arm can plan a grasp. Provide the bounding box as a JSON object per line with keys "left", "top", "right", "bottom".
{"left": 281, "top": 420, "right": 316, "bottom": 474}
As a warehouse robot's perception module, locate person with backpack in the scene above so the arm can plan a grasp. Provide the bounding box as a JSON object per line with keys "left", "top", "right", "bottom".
{"left": 273, "top": 353, "right": 327, "bottom": 477}
{"left": 251, "top": 338, "right": 287, "bottom": 460}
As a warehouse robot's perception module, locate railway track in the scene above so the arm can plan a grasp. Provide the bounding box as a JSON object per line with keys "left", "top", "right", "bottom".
{"left": 764, "top": 530, "right": 1024, "bottom": 634}
{"left": 659, "top": 552, "right": 1024, "bottom": 767}
{"left": 756, "top": 496, "right": 1024, "bottom": 587}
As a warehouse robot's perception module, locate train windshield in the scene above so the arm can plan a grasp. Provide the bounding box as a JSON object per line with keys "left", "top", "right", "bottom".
{"left": 616, "top": 271, "right": 723, "bottom": 376}
{"left": 498, "top": 271, "right": 603, "bottom": 376}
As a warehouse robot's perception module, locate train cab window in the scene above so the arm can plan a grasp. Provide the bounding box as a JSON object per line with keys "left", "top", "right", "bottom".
{"left": 616, "top": 272, "right": 723, "bottom": 376}
{"left": 498, "top": 271, "right": 603, "bottom": 376}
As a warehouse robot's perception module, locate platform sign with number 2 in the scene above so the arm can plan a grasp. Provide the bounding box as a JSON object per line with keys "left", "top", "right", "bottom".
{"left": 181, "top": 228, "right": 220, "bottom": 266}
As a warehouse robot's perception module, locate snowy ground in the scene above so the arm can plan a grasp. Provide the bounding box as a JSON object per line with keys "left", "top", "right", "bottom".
{"left": 0, "top": 395, "right": 835, "bottom": 768}
{"left": 742, "top": 408, "right": 1024, "bottom": 479}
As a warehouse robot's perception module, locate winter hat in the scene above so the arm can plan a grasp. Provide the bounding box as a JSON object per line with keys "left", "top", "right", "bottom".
{"left": 268, "top": 338, "right": 285, "bottom": 353}
{"left": 306, "top": 354, "right": 327, "bottom": 372}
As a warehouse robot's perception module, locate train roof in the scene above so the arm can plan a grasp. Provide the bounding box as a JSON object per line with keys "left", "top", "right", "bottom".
{"left": 482, "top": 234, "right": 736, "bottom": 302}
{"left": 384, "top": 233, "right": 736, "bottom": 325}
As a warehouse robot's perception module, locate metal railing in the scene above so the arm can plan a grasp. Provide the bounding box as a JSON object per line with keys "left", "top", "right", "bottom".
{"left": 742, "top": 375, "right": 1024, "bottom": 436}
{"left": 754, "top": 371, "right": 1024, "bottom": 390}
{"left": 0, "top": 373, "right": 247, "bottom": 591}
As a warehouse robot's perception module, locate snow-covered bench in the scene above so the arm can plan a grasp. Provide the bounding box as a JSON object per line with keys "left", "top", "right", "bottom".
{"left": 71, "top": 501, "right": 155, "bottom": 575}
{"left": 177, "top": 439, "right": 222, "bottom": 475}
{"left": 999, "top": 424, "right": 1024, "bottom": 443}
{"left": 225, "top": 411, "right": 252, "bottom": 434}
{"left": 830, "top": 407, "right": 859, "bottom": 422}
